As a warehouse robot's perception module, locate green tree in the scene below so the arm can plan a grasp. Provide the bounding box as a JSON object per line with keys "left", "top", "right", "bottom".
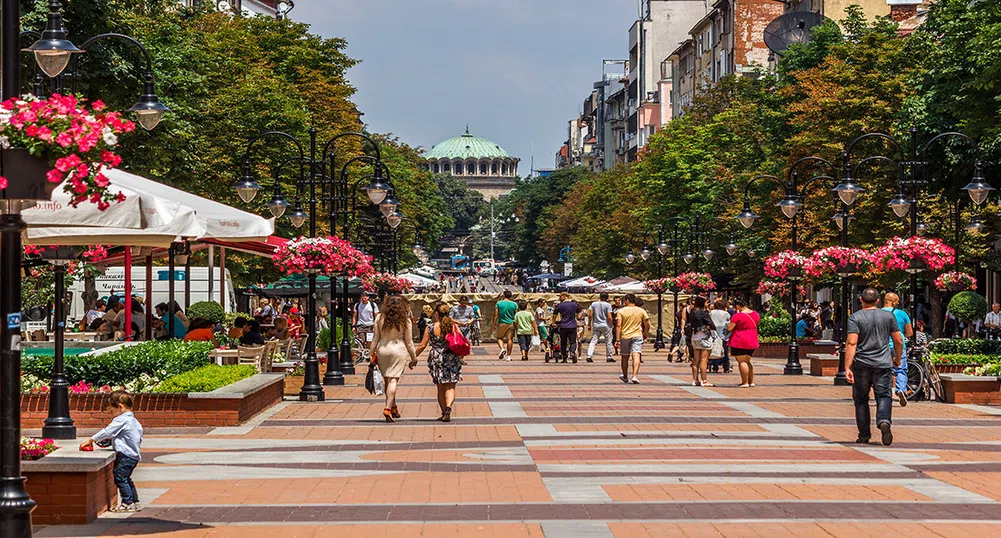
{"left": 506, "top": 167, "right": 591, "bottom": 264}
{"left": 434, "top": 173, "right": 486, "bottom": 233}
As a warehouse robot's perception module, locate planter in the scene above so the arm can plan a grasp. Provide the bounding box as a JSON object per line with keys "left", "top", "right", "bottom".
{"left": 948, "top": 283, "right": 966, "bottom": 292}
{"left": 22, "top": 374, "right": 283, "bottom": 428}
{"left": 22, "top": 445, "right": 117, "bottom": 524}
{"left": 1, "top": 148, "right": 56, "bottom": 201}
{"left": 807, "top": 353, "right": 840, "bottom": 377}
{"left": 933, "top": 363, "right": 981, "bottom": 374}
{"left": 756, "top": 341, "right": 839, "bottom": 360}
{"left": 939, "top": 374, "right": 1001, "bottom": 404}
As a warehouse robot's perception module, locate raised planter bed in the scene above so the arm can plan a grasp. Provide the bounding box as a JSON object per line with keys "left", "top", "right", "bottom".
{"left": 22, "top": 373, "right": 284, "bottom": 428}
{"left": 933, "top": 364, "right": 980, "bottom": 374}
{"left": 806, "top": 353, "right": 840, "bottom": 377}
{"left": 23, "top": 444, "right": 116, "bottom": 525}
{"left": 939, "top": 374, "right": 1001, "bottom": 404}
{"left": 757, "top": 341, "right": 839, "bottom": 360}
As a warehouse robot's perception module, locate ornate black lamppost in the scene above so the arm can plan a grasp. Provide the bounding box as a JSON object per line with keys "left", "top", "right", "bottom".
{"left": 235, "top": 130, "right": 391, "bottom": 397}
{"left": 835, "top": 129, "right": 990, "bottom": 345}
{"left": 735, "top": 158, "right": 837, "bottom": 375}
{"left": 35, "top": 247, "right": 79, "bottom": 440}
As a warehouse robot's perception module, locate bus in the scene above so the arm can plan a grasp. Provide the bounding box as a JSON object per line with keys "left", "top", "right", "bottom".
{"left": 473, "top": 259, "right": 496, "bottom": 275}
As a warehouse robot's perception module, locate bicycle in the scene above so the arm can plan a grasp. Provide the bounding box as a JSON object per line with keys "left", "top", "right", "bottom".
{"left": 904, "top": 344, "right": 945, "bottom": 402}
{"left": 352, "top": 325, "right": 373, "bottom": 364}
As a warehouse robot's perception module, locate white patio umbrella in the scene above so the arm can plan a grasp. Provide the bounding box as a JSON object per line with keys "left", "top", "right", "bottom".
{"left": 558, "top": 275, "right": 606, "bottom": 289}
{"left": 399, "top": 273, "right": 437, "bottom": 287}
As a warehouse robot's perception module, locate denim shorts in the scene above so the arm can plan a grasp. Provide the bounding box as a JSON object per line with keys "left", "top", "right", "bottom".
{"left": 620, "top": 337, "right": 643, "bottom": 355}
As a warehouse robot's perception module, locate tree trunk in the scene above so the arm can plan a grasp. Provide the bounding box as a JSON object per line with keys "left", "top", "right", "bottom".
{"left": 930, "top": 287, "right": 943, "bottom": 339}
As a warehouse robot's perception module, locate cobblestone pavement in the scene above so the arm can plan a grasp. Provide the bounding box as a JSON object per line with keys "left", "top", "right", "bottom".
{"left": 36, "top": 346, "right": 1001, "bottom": 537}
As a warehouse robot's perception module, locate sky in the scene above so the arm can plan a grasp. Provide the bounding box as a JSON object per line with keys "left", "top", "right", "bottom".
{"left": 294, "top": 0, "right": 640, "bottom": 176}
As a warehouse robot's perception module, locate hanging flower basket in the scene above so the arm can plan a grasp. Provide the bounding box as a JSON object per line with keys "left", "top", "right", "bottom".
{"left": 803, "top": 246, "right": 875, "bottom": 281}
{"left": 872, "top": 236, "right": 954, "bottom": 274}
{"left": 1, "top": 94, "right": 132, "bottom": 209}
{"left": 934, "top": 271, "right": 977, "bottom": 292}
{"left": 755, "top": 280, "right": 810, "bottom": 298}
{"left": 763, "top": 250, "right": 807, "bottom": 280}
{"left": 362, "top": 272, "right": 414, "bottom": 294}
{"left": 273, "top": 236, "right": 373, "bottom": 277}
{"left": 676, "top": 272, "right": 715, "bottom": 293}
{"left": 643, "top": 277, "right": 676, "bottom": 294}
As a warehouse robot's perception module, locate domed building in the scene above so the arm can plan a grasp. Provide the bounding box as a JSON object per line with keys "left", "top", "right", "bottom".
{"left": 425, "top": 128, "right": 520, "bottom": 201}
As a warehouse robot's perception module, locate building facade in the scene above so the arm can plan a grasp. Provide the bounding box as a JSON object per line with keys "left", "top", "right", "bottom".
{"left": 425, "top": 129, "right": 520, "bottom": 201}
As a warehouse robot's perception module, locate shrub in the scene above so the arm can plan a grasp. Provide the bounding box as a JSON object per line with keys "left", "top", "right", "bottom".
{"left": 154, "top": 365, "right": 257, "bottom": 393}
{"left": 224, "top": 311, "right": 252, "bottom": 328}
{"left": 317, "top": 324, "right": 353, "bottom": 351}
{"left": 929, "top": 338, "right": 1001, "bottom": 356}
{"left": 930, "top": 353, "right": 995, "bottom": 365}
{"left": 21, "top": 340, "right": 213, "bottom": 390}
{"left": 187, "top": 301, "right": 226, "bottom": 324}
{"left": 948, "top": 291, "right": 988, "bottom": 324}
{"left": 757, "top": 315, "right": 791, "bottom": 338}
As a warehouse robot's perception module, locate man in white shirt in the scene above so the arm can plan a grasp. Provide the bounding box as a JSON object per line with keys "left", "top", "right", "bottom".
{"left": 353, "top": 294, "right": 380, "bottom": 348}
{"left": 985, "top": 303, "right": 1001, "bottom": 340}
{"left": 587, "top": 292, "right": 614, "bottom": 363}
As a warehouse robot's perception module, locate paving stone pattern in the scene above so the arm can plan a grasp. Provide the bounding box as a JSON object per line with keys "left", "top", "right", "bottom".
{"left": 33, "top": 347, "right": 1001, "bottom": 537}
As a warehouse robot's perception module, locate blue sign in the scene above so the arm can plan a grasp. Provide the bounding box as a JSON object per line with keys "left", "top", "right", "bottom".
{"left": 7, "top": 312, "right": 21, "bottom": 330}
{"left": 157, "top": 270, "right": 186, "bottom": 281}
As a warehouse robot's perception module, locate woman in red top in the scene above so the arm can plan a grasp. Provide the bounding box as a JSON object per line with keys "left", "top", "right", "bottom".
{"left": 726, "top": 298, "right": 760, "bottom": 387}
{"left": 287, "top": 308, "right": 304, "bottom": 338}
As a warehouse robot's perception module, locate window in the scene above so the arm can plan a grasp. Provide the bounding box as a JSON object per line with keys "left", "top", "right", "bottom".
{"left": 491, "top": 162, "right": 498, "bottom": 175}
{"left": 442, "top": 163, "right": 450, "bottom": 173}
{"left": 502, "top": 163, "right": 508, "bottom": 175}
{"left": 697, "top": 35, "right": 703, "bottom": 55}
{"left": 467, "top": 162, "right": 476, "bottom": 175}
{"left": 480, "top": 162, "right": 488, "bottom": 175}
{"left": 433, "top": 163, "right": 440, "bottom": 173}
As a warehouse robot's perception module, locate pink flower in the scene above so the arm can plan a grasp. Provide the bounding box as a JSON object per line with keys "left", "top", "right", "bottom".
{"left": 0, "top": 176, "right": 6, "bottom": 190}
{"left": 46, "top": 169, "right": 63, "bottom": 183}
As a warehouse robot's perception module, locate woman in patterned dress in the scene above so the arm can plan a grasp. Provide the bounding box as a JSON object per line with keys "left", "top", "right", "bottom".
{"left": 415, "top": 302, "right": 463, "bottom": 422}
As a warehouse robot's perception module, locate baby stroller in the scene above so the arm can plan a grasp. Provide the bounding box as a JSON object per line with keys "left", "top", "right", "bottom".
{"left": 545, "top": 323, "right": 560, "bottom": 363}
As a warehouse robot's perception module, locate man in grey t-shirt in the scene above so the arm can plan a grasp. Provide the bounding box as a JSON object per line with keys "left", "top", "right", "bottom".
{"left": 846, "top": 287, "right": 903, "bottom": 446}
{"left": 587, "top": 292, "right": 615, "bottom": 363}
{"left": 449, "top": 296, "right": 476, "bottom": 337}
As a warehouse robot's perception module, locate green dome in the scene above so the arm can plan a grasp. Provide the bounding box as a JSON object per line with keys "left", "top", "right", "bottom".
{"left": 426, "top": 128, "right": 512, "bottom": 160}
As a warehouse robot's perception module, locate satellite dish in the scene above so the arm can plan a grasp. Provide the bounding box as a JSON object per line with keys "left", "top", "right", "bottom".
{"left": 764, "top": 11, "right": 827, "bottom": 57}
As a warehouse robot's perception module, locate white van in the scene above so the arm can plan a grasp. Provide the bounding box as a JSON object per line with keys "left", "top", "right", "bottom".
{"left": 67, "top": 266, "right": 236, "bottom": 322}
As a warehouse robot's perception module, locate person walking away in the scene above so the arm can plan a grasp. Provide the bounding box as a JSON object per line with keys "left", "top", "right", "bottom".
{"left": 709, "top": 299, "right": 731, "bottom": 373}
{"left": 726, "top": 299, "right": 760, "bottom": 387}
{"left": 449, "top": 296, "right": 476, "bottom": 338}
{"left": 688, "top": 296, "right": 717, "bottom": 387}
{"left": 417, "top": 305, "right": 434, "bottom": 342}
{"left": 371, "top": 295, "right": 419, "bottom": 422}
{"left": 575, "top": 301, "right": 589, "bottom": 359}
{"left": 353, "top": 294, "right": 380, "bottom": 351}
{"left": 493, "top": 290, "right": 518, "bottom": 361}
{"left": 588, "top": 292, "right": 615, "bottom": 363}
{"left": 846, "top": 287, "right": 903, "bottom": 446}
{"left": 416, "top": 302, "right": 464, "bottom": 422}
{"left": 615, "top": 294, "right": 650, "bottom": 384}
{"left": 610, "top": 297, "right": 622, "bottom": 360}
{"left": 514, "top": 301, "right": 538, "bottom": 361}
{"left": 471, "top": 301, "right": 483, "bottom": 346}
{"left": 553, "top": 292, "right": 581, "bottom": 363}
{"left": 681, "top": 297, "right": 696, "bottom": 363}
{"left": 535, "top": 299, "right": 551, "bottom": 359}
{"left": 882, "top": 292, "right": 913, "bottom": 406}
{"left": 80, "top": 391, "right": 144, "bottom": 512}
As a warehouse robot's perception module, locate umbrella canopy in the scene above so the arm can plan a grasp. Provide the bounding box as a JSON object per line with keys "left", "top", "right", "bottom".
{"left": 254, "top": 275, "right": 364, "bottom": 298}
{"left": 22, "top": 168, "right": 273, "bottom": 247}
{"left": 399, "top": 273, "right": 437, "bottom": 287}
{"left": 604, "top": 280, "right": 646, "bottom": 292}
{"left": 528, "top": 272, "right": 562, "bottom": 280}
{"left": 558, "top": 275, "right": 605, "bottom": 288}
{"left": 595, "top": 276, "right": 638, "bottom": 291}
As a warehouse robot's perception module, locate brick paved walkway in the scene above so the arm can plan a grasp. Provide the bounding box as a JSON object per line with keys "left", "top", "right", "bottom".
{"left": 35, "top": 346, "right": 1001, "bottom": 537}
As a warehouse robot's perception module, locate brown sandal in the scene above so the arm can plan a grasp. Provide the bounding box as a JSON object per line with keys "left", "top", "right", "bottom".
{"left": 383, "top": 408, "right": 395, "bottom": 423}
{"left": 390, "top": 406, "right": 400, "bottom": 419}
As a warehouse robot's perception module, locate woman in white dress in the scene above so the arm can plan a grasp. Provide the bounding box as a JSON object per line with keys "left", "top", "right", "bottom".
{"left": 371, "top": 295, "right": 418, "bottom": 423}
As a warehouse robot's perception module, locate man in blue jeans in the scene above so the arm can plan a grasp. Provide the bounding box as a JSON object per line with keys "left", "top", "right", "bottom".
{"left": 882, "top": 292, "right": 913, "bottom": 407}
{"left": 846, "top": 288, "right": 903, "bottom": 446}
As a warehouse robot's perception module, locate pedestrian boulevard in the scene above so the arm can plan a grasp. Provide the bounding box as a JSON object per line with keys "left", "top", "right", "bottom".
{"left": 38, "top": 347, "right": 1001, "bottom": 537}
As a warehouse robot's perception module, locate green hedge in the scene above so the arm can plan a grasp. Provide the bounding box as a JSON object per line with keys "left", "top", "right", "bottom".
{"left": 931, "top": 353, "right": 995, "bottom": 365}
{"left": 187, "top": 301, "right": 226, "bottom": 324}
{"left": 758, "top": 315, "right": 791, "bottom": 338}
{"left": 153, "top": 365, "right": 257, "bottom": 393}
{"left": 22, "top": 341, "right": 213, "bottom": 390}
{"left": 317, "top": 324, "right": 353, "bottom": 351}
{"left": 948, "top": 291, "right": 988, "bottom": 323}
{"left": 929, "top": 339, "right": 1001, "bottom": 356}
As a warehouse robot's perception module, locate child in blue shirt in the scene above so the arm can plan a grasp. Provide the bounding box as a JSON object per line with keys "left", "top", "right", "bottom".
{"left": 80, "top": 390, "right": 144, "bottom": 512}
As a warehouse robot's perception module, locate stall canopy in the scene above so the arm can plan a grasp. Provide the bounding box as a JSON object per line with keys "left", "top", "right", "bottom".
{"left": 254, "top": 275, "right": 364, "bottom": 298}
{"left": 558, "top": 276, "right": 605, "bottom": 289}
{"left": 528, "top": 272, "right": 562, "bottom": 281}
{"left": 595, "top": 276, "right": 639, "bottom": 292}
{"left": 399, "top": 273, "right": 437, "bottom": 288}
{"left": 21, "top": 168, "right": 274, "bottom": 246}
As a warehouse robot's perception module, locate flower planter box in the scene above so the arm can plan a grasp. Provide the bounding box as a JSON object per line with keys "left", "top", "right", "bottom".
{"left": 933, "top": 364, "right": 980, "bottom": 374}
{"left": 756, "top": 342, "right": 839, "bottom": 360}
{"left": 22, "top": 444, "right": 117, "bottom": 525}
{"left": 22, "top": 374, "right": 283, "bottom": 429}
{"left": 939, "top": 374, "right": 1001, "bottom": 404}
{"left": 807, "top": 353, "right": 840, "bottom": 377}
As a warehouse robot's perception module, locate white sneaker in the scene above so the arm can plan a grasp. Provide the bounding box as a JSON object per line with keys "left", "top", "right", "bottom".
{"left": 497, "top": 351, "right": 506, "bottom": 360}
{"left": 505, "top": 356, "right": 512, "bottom": 361}
{"left": 126, "top": 503, "right": 143, "bottom": 512}
{"left": 619, "top": 374, "right": 628, "bottom": 383}
{"left": 631, "top": 377, "right": 640, "bottom": 384}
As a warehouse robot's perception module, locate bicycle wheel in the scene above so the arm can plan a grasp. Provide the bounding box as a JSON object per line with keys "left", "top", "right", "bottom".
{"left": 925, "top": 359, "right": 946, "bottom": 402}
{"left": 905, "top": 360, "right": 926, "bottom": 401}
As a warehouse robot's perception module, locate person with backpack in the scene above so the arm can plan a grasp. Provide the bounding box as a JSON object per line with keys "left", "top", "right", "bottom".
{"left": 415, "top": 302, "right": 465, "bottom": 422}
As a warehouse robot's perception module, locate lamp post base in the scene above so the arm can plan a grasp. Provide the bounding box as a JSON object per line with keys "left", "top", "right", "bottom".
{"left": 653, "top": 328, "right": 665, "bottom": 351}
{"left": 322, "top": 347, "right": 344, "bottom": 386}
{"left": 0, "top": 477, "right": 34, "bottom": 538}
{"left": 298, "top": 352, "right": 326, "bottom": 402}
{"left": 833, "top": 373, "right": 850, "bottom": 386}
{"left": 783, "top": 343, "right": 803, "bottom": 375}
{"left": 41, "top": 380, "right": 76, "bottom": 439}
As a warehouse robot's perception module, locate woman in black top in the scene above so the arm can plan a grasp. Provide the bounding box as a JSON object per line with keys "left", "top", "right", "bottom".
{"left": 687, "top": 296, "right": 717, "bottom": 387}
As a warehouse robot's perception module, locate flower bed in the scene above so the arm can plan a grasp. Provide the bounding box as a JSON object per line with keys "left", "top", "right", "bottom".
{"left": 21, "top": 437, "right": 58, "bottom": 461}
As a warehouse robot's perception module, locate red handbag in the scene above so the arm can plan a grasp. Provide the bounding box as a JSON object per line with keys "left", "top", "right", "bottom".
{"left": 445, "top": 325, "right": 471, "bottom": 356}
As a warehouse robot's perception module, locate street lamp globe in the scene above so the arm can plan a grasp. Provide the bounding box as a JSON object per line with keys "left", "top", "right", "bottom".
{"left": 288, "top": 206, "right": 308, "bottom": 229}
{"left": 362, "top": 173, "right": 391, "bottom": 205}
{"left": 832, "top": 209, "right": 854, "bottom": 232}
{"left": 888, "top": 195, "right": 911, "bottom": 218}
{"left": 233, "top": 178, "right": 262, "bottom": 203}
{"left": 962, "top": 165, "right": 994, "bottom": 206}
{"left": 386, "top": 211, "right": 404, "bottom": 229}
{"left": 379, "top": 191, "right": 400, "bottom": 217}
{"left": 777, "top": 197, "right": 802, "bottom": 220}
{"left": 833, "top": 180, "right": 863, "bottom": 206}
{"left": 725, "top": 241, "right": 738, "bottom": 256}
{"left": 266, "top": 193, "right": 290, "bottom": 218}
{"left": 128, "top": 76, "right": 170, "bottom": 131}
{"left": 624, "top": 252, "right": 636, "bottom": 265}
{"left": 683, "top": 253, "right": 696, "bottom": 265}
{"left": 736, "top": 203, "right": 759, "bottom": 229}
{"left": 656, "top": 241, "right": 670, "bottom": 256}
{"left": 25, "top": 2, "right": 83, "bottom": 78}
{"left": 916, "top": 221, "right": 928, "bottom": 236}
{"left": 412, "top": 243, "right": 425, "bottom": 258}
{"left": 966, "top": 216, "right": 985, "bottom": 234}
{"left": 640, "top": 246, "right": 652, "bottom": 261}
{"left": 747, "top": 249, "right": 758, "bottom": 258}
{"left": 702, "top": 248, "right": 715, "bottom": 261}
